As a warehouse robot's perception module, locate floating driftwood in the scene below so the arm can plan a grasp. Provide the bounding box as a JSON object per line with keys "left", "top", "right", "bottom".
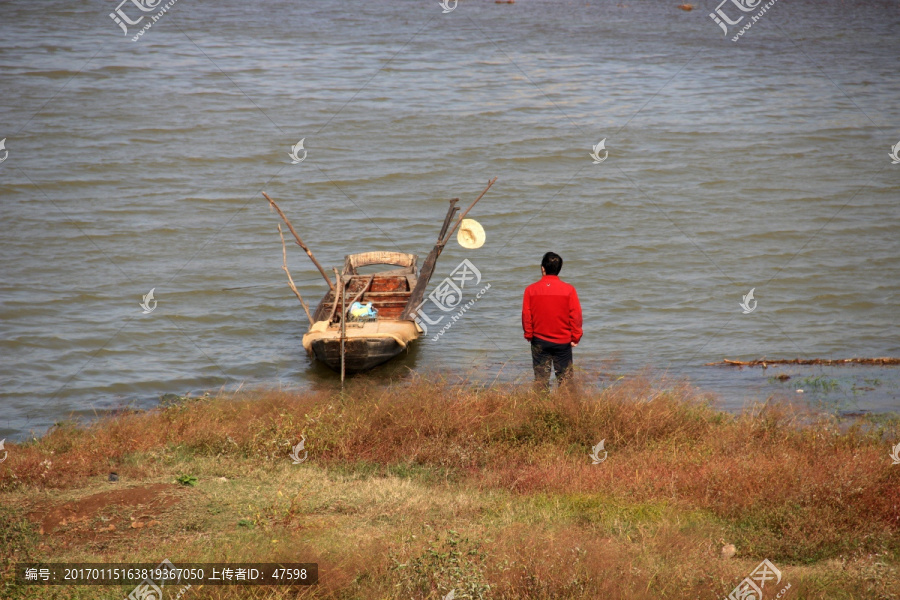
{"left": 706, "top": 357, "right": 900, "bottom": 367}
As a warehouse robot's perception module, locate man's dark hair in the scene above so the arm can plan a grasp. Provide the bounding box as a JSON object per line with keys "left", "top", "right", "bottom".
{"left": 541, "top": 252, "right": 562, "bottom": 276}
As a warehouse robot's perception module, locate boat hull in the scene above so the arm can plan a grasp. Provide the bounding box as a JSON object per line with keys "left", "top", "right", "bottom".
{"left": 302, "top": 319, "right": 420, "bottom": 373}
{"left": 309, "top": 336, "right": 408, "bottom": 372}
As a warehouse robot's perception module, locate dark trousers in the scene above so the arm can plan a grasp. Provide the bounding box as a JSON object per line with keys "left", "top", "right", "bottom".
{"left": 531, "top": 336, "right": 573, "bottom": 389}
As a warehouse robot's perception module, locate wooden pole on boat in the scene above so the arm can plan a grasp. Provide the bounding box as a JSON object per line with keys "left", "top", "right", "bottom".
{"left": 326, "top": 271, "right": 343, "bottom": 324}
{"left": 346, "top": 274, "right": 375, "bottom": 311}
{"left": 439, "top": 198, "right": 460, "bottom": 241}
{"left": 399, "top": 203, "right": 456, "bottom": 321}
{"left": 277, "top": 225, "right": 314, "bottom": 325}
{"left": 441, "top": 177, "right": 497, "bottom": 245}
{"left": 262, "top": 192, "right": 334, "bottom": 292}
{"left": 400, "top": 178, "right": 497, "bottom": 321}
{"left": 337, "top": 267, "right": 346, "bottom": 385}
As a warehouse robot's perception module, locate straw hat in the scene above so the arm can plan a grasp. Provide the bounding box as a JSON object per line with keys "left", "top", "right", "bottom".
{"left": 457, "top": 218, "right": 485, "bottom": 249}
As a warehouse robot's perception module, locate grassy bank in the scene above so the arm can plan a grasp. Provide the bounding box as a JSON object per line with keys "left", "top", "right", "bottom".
{"left": 1, "top": 375, "right": 899, "bottom": 599}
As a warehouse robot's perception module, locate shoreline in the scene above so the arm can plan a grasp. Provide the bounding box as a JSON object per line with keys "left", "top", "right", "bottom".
{"left": 5, "top": 361, "right": 899, "bottom": 444}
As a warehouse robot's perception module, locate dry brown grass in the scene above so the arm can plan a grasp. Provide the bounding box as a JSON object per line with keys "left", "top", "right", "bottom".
{"left": 1, "top": 374, "right": 899, "bottom": 599}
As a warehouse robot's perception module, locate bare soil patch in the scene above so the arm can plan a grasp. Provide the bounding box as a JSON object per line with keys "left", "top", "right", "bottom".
{"left": 27, "top": 483, "right": 182, "bottom": 538}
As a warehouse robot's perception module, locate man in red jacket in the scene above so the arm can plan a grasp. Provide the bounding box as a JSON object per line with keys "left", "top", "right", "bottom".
{"left": 522, "top": 252, "right": 583, "bottom": 390}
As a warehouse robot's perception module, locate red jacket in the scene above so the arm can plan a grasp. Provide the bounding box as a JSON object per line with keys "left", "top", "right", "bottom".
{"left": 522, "top": 275, "right": 583, "bottom": 345}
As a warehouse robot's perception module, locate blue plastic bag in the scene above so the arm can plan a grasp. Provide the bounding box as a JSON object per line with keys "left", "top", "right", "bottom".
{"left": 348, "top": 301, "right": 378, "bottom": 320}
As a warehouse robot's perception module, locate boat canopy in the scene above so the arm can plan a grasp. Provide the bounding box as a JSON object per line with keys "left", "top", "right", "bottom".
{"left": 342, "top": 252, "right": 418, "bottom": 276}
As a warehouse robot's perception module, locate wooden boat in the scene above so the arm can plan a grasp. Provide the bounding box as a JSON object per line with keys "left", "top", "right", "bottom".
{"left": 262, "top": 177, "right": 496, "bottom": 376}
{"left": 302, "top": 251, "right": 421, "bottom": 372}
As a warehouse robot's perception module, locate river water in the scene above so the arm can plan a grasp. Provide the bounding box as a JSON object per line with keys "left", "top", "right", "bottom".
{"left": 1, "top": 0, "right": 898, "bottom": 440}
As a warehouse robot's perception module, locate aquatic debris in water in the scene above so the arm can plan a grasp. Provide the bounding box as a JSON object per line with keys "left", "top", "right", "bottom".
{"left": 707, "top": 357, "right": 900, "bottom": 367}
